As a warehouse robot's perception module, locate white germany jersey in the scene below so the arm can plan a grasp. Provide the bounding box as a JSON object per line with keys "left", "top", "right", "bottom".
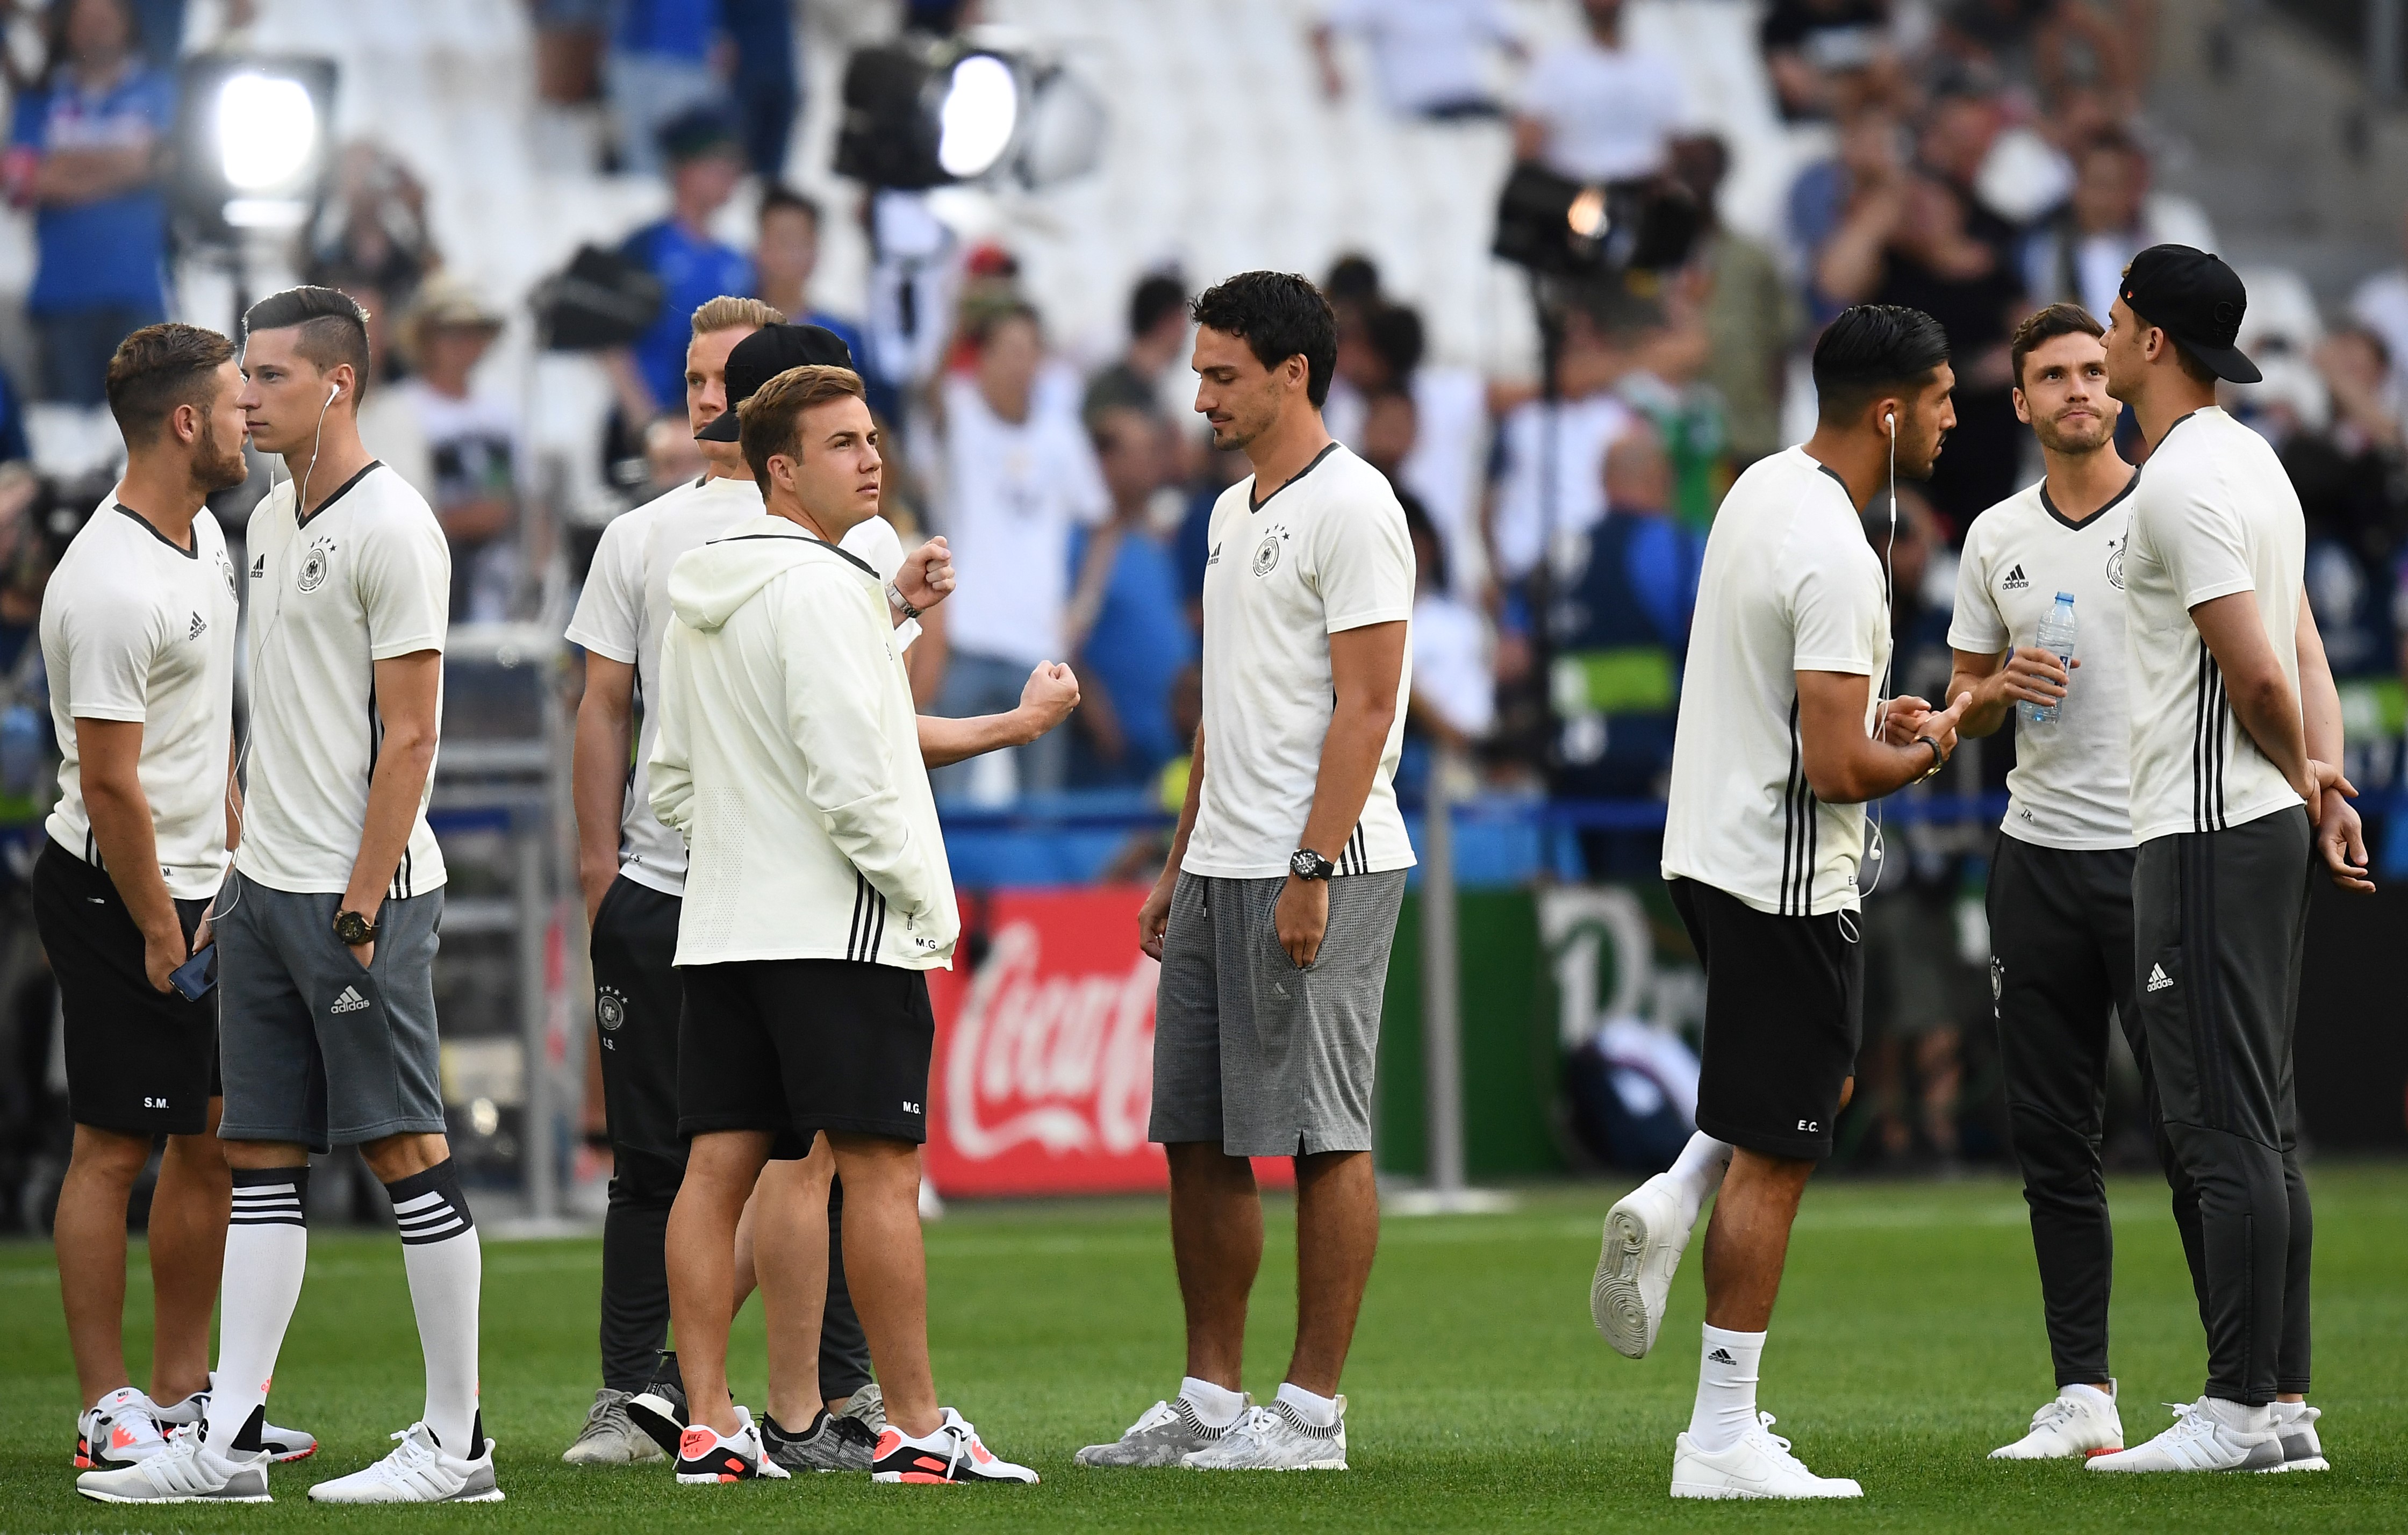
{"left": 2124, "top": 407, "right": 2306, "bottom": 843}
{"left": 238, "top": 462, "right": 450, "bottom": 896}
{"left": 1948, "top": 473, "right": 2138, "bottom": 850}
{"left": 42, "top": 498, "right": 240, "bottom": 900}
{"left": 1182, "top": 443, "right": 1417, "bottom": 880}
{"left": 565, "top": 474, "right": 910, "bottom": 899}
{"left": 1662, "top": 447, "right": 1890, "bottom": 915}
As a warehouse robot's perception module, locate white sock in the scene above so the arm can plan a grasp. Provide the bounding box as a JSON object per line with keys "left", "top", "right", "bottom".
{"left": 2063, "top": 1381, "right": 2113, "bottom": 1409}
{"left": 2200, "top": 1397, "right": 2271, "bottom": 1434}
{"left": 204, "top": 1166, "right": 310, "bottom": 1457}
{"left": 1179, "top": 1376, "right": 1245, "bottom": 1429}
{"left": 386, "top": 1160, "right": 482, "bottom": 1457}
{"left": 1662, "top": 1132, "right": 1735, "bottom": 1231}
{"left": 1688, "top": 1324, "right": 1764, "bottom": 1453}
{"left": 2270, "top": 1400, "right": 2308, "bottom": 1424}
{"left": 1274, "top": 1382, "right": 1339, "bottom": 1428}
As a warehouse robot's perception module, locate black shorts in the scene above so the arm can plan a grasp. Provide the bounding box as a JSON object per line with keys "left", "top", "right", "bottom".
{"left": 677, "top": 957, "right": 934, "bottom": 1149}
{"left": 31, "top": 836, "right": 219, "bottom": 1136}
{"left": 591, "top": 875, "right": 687, "bottom": 1174}
{"left": 1668, "top": 876, "right": 1864, "bottom": 1161}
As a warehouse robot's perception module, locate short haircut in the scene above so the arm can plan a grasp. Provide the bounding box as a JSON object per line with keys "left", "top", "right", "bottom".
{"left": 1324, "top": 254, "right": 1381, "bottom": 307}
{"left": 1365, "top": 303, "right": 1425, "bottom": 381}
{"left": 1812, "top": 304, "right": 1952, "bottom": 425}
{"left": 106, "top": 322, "right": 236, "bottom": 445}
{"left": 758, "top": 183, "right": 821, "bottom": 226}
{"left": 966, "top": 299, "right": 1040, "bottom": 349}
{"left": 691, "top": 295, "right": 785, "bottom": 337}
{"left": 1191, "top": 271, "right": 1338, "bottom": 408}
{"left": 737, "top": 364, "right": 868, "bottom": 493}
{"left": 243, "top": 285, "right": 374, "bottom": 402}
{"left": 1129, "top": 274, "right": 1188, "bottom": 339}
{"left": 2008, "top": 302, "right": 2104, "bottom": 388}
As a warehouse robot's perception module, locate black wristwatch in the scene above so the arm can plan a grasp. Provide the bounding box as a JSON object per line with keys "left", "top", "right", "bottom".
{"left": 1915, "top": 735, "right": 1947, "bottom": 781}
{"left": 332, "top": 907, "right": 381, "bottom": 946}
{"left": 1289, "top": 848, "right": 1336, "bottom": 881}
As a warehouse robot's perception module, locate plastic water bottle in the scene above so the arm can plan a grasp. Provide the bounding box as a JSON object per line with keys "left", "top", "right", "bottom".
{"left": 2022, "top": 592, "right": 2077, "bottom": 727}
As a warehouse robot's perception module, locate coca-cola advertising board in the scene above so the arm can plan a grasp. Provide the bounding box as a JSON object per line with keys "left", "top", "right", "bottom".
{"left": 926, "top": 885, "right": 1294, "bottom": 1197}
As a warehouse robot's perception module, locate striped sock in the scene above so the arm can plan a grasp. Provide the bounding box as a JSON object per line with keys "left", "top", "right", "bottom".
{"left": 384, "top": 1159, "right": 482, "bottom": 1457}
{"left": 204, "top": 1166, "right": 311, "bottom": 1457}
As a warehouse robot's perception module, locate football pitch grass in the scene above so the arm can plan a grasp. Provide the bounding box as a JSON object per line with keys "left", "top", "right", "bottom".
{"left": 2, "top": 1166, "right": 2403, "bottom": 1532}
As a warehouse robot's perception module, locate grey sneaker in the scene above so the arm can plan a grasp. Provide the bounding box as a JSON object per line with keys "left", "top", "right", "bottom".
{"left": 2261, "top": 1404, "right": 2329, "bottom": 1473}
{"left": 1182, "top": 1398, "right": 1348, "bottom": 1471}
{"left": 1076, "top": 1396, "right": 1249, "bottom": 1468}
{"left": 77, "top": 1432, "right": 271, "bottom": 1503}
{"left": 763, "top": 1408, "right": 880, "bottom": 1472}
{"left": 836, "top": 1383, "right": 886, "bottom": 1433}
{"left": 563, "top": 1388, "right": 663, "bottom": 1465}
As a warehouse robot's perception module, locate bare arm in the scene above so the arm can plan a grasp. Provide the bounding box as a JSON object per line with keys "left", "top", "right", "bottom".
{"left": 1310, "top": 23, "right": 1345, "bottom": 98}
{"left": 572, "top": 652, "right": 636, "bottom": 926}
{"left": 2295, "top": 590, "right": 2374, "bottom": 891}
{"left": 916, "top": 661, "right": 1079, "bottom": 768}
{"left": 1814, "top": 184, "right": 1904, "bottom": 307}
{"left": 1274, "top": 620, "right": 1407, "bottom": 967}
{"left": 2190, "top": 589, "right": 2313, "bottom": 806}
{"left": 1138, "top": 723, "right": 1206, "bottom": 960}
{"left": 1948, "top": 645, "right": 2075, "bottom": 739}
{"left": 438, "top": 495, "right": 515, "bottom": 547}
{"left": 340, "top": 650, "right": 441, "bottom": 963}
{"left": 32, "top": 144, "right": 154, "bottom": 205}
{"left": 1510, "top": 114, "right": 1548, "bottom": 163}
{"left": 1795, "top": 670, "right": 1969, "bottom": 805}
{"left": 78, "top": 719, "right": 189, "bottom": 992}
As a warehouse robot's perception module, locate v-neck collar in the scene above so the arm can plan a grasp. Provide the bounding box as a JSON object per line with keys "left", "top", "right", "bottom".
{"left": 114, "top": 502, "right": 199, "bottom": 559}
{"left": 2038, "top": 468, "right": 2139, "bottom": 533}
{"left": 1249, "top": 441, "right": 1341, "bottom": 514}
{"left": 296, "top": 460, "right": 383, "bottom": 530}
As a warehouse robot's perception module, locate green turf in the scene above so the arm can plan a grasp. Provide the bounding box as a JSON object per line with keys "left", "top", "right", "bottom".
{"left": 3, "top": 1166, "right": 2404, "bottom": 1531}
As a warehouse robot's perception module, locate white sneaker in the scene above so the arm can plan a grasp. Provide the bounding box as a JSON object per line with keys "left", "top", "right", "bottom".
{"left": 2263, "top": 1403, "right": 2328, "bottom": 1473}
{"left": 2087, "top": 1399, "right": 2282, "bottom": 1473}
{"left": 77, "top": 1431, "right": 270, "bottom": 1503}
{"left": 76, "top": 1386, "right": 167, "bottom": 1468}
{"left": 1671, "top": 1413, "right": 1863, "bottom": 1500}
{"left": 1989, "top": 1383, "right": 2123, "bottom": 1460}
{"left": 870, "top": 1407, "right": 1039, "bottom": 1483}
{"left": 308, "top": 1422, "right": 505, "bottom": 1503}
{"left": 673, "top": 1404, "right": 791, "bottom": 1483}
{"left": 1181, "top": 1398, "right": 1348, "bottom": 1471}
{"left": 151, "top": 1377, "right": 318, "bottom": 1462}
{"left": 1593, "top": 1173, "right": 1693, "bottom": 1359}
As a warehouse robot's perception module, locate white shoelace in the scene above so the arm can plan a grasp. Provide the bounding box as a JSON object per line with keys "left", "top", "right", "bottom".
{"left": 2028, "top": 1397, "right": 2081, "bottom": 1433}
{"left": 365, "top": 1426, "right": 442, "bottom": 1483}
{"left": 1227, "top": 1404, "right": 1281, "bottom": 1445}
{"left": 1744, "top": 1411, "right": 1802, "bottom": 1464}
{"left": 1122, "top": 1401, "right": 1180, "bottom": 1436}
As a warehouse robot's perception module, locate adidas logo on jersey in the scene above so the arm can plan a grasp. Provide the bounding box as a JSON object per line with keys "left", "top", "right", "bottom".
{"left": 330, "top": 985, "right": 371, "bottom": 1014}
{"left": 2146, "top": 963, "right": 2173, "bottom": 993}
{"left": 189, "top": 612, "right": 207, "bottom": 640}
{"left": 250, "top": 554, "right": 266, "bottom": 578}
{"left": 2001, "top": 563, "right": 2029, "bottom": 590}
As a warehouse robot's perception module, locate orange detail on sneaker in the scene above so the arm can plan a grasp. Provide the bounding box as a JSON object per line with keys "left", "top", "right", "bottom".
{"left": 74, "top": 1437, "right": 93, "bottom": 1469}
{"left": 2084, "top": 1447, "right": 2119, "bottom": 1459}
{"left": 110, "top": 1423, "right": 140, "bottom": 1450}
{"left": 679, "top": 1426, "right": 716, "bottom": 1459}
{"left": 876, "top": 1429, "right": 903, "bottom": 1457}
{"left": 971, "top": 1440, "right": 994, "bottom": 1465}
{"left": 914, "top": 1454, "right": 948, "bottom": 1472}
{"left": 897, "top": 1472, "right": 954, "bottom": 1483}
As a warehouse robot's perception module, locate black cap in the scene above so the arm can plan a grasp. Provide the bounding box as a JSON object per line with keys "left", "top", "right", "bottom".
{"left": 657, "top": 103, "right": 742, "bottom": 165}
{"left": 695, "top": 323, "right": 857, "bottom": 442}
{"left": 2118, "top": 244, "right": 2261, "bottom": 384}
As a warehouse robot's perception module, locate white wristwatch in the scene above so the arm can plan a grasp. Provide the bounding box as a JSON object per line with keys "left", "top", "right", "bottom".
{"left": 884, "top": 580, "right": 921, "bottom": 621}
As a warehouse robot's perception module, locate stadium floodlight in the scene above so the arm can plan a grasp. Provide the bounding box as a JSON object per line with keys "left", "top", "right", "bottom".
{"left": 937, "top": 53, "right": 1019, "bottom": 178}
{"left": 170, "top": 54, "right": 339, "bottom": 240}
{"left": 836, "top": 34, "right": 1101, "bottom": 191}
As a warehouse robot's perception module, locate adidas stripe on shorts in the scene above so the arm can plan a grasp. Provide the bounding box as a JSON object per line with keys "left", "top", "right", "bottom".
{"left": 216, "top": 872, "right": 447, "bottom": 1151}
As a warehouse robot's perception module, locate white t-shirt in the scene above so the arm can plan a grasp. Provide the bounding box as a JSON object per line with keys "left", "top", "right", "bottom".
{"left": 41, "top": 498, "right": 240, "bottom": 900}
{"left": 1322, "top": 0, "right": 1515, "bottom": 113}
{"left": 1948, "top": 474, "right": 2139, "bottom": 850}
{"left": 1662, "top": 448, "right": 1890, "bottom": 915}
{"left": 1411, "top": 590, "right": 1495, "bottom": 738}
{"left": 1489, "top": 392, "right": 1637, "bottom": 583}
{"left": 1516, "top": 37, "right": 1688, "bottom": 183}
{"left": 932, "top": 374, "right": 1110, "bottom": 667}
{"left": 238, "top": 462, "right": 450, "bottom": 897}
{"left": 565, "top": 472, "right": 911, "bottom": 898}
{"left": 2123, "top": 408, "right": 2307, "bottom": 843}
{"left": 1184, "top": 443, "right": 1417, "bottom": 879}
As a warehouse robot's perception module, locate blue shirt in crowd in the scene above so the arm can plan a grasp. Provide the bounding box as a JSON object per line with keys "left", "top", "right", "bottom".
{"left": 620, "top": 217, "right": 752, "bottom": 413}
{"left": 614, "top": 0, "right": 721, "bottom": 60}
{"left": 1070, "top": 522, "right": 1196, "bottom": 781}
{"left": 8, "top": 63, "right": 174, "bottom": 314}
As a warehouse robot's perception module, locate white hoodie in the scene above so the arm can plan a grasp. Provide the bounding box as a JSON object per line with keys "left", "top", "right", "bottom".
{"left": 649, "top": 514, "right": 956, "bottom": 970}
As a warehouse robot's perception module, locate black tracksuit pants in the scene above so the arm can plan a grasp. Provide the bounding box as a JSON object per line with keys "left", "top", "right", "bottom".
{"left": 1988, "top": 835, "right": 2209, "bottom": 1389}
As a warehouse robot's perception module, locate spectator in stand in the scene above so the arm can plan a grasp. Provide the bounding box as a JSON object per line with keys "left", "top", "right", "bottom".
{"left": 308, "top": 143, "right": 440, "bottom": 308}
{"left": 314, "top": 267, "right": 436, "bottom": 506}
{"left": 1402, "top": 494, "right": 1493, "bottom": 759}
{"left": 1512, "top": 0, "right": 1688, "bottom": 184}
{"left": 1326, "top": 299, "right": 1489, "bottom": 595}
{"left": 3, "top": 0, "right": 173, "bottom": 406}
{"left": 1312, "top": 0, "right": 1524, "bottom": 119}
{"left": 1065, "top": 407, "right": 1196, "bottom": 787}
{"left": 1084, "top": 272, "right": 1191, "bottom": 427}
{"left": 1671, "top": 134, "right": 1802, "bottom": 469}
{"left": 2280, "top": 328, "right": 2407, "bottom": 680}
{"left": 1917, "top": 82, "right": 2022, "bottom": 259}
{"left": 2349, "top": 206, "right": 2408, "bottom": 413}
{"left": 612, "top": 106, "right": 751, "bottom": 427}
{"left": 1489, "top": 305, "right": 1642, "bottom": 584}
{"left": 928, "top": 302, "right": 1110, "bottom": 798}
{"left": 1939, "top": 0, "right": 2149, "bottom": 113}
{"left": 605, "top": 0, "right": 727, "bottom": 176}
{"left": 2020, "top": 131, "right": 2214, "bottom": 325}
{"left": 1760, "top": 0, "right": 1902, "bottom": 122}
{"left": 392, "top": 276, "right": 525, "bottom": 621}
{"left": 1788, "top": 105, "right": 1905, "bottom": 324}
{"left": 721, "top": 0, "right": 798, "bottom": 179}
{"left": 751, "top": 184, "right": 868, "bottom": 370}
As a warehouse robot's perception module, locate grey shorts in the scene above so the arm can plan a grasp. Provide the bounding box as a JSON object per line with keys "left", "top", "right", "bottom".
{"left": 1150, "top": 869, "right": 1406, "bottom": 1158}
{"left": 216, "top": 872, "right": 446, "bottom": 1151}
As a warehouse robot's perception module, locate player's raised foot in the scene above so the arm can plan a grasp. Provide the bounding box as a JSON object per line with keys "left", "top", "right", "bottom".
{"left": 1075, "top": 1395, "right": 1249, "bottom": 1468}
{"left": 625, "top": 1372, "right": 692, "bottom": 1460}
{"left": 1594, "top": 1173, "right": 1693, "bottom": 1359}
{"left": 764, "top": 1407, "right": 880, "bottom": 1472}
{"left": 2087, "top": 1399, "right": 2282, "bottom": 1473}
{"left": 152, "top": 1379, "right": 317, "bottom": 1462}
{"left": 871, "top": 1408, "right": 1038, "bottom": 1483}
{"left": 76, "top": 1386, "right": 167, "bottom": 1468}
{"left": 1989, "top": 1383, "right": 2123, "bottom": 1460}
{"left": 1182, "top": 1398, "right": 1348, "bottom": 1471}
{"left": 2260, "top": 1403, "right": 2328, "bottom": 1473}
{"left": 563, "top": 1387, "right": 663, "bottom": 1465}
{"left": 308, "top": 1421, "right": 505, "bottom": 1503}
{"left": 77, "top": 1433, "right": 270, "bottom": 1504}
{"left": 673, "top": 1405, "right": 790, "bottom": 1483}
{"left": 1671, "top": 1413, "right": 1862, "bottom": 1500}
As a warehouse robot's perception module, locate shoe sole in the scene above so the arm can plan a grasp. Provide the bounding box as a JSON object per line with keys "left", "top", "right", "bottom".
{"left": 2258, "top": 1457, "right": 2330, "bottom": 1474}
{"left": 79, "top": 1487, "right": 272, "bottom": 1505}
{"left": 1672, "top": 1481, "right": 1860, "bottom": 1500}
{"left": 270, "top": 1444, "right": 317, "bottom": 1464}
{"left": 307, "top": 1489, "right": 505, "bottom": 1503}
{"left": 625, "top": 1394, "right": 687, "bottom": 1458}
{"left": 1184, "top": 1459, "right": 1348, "bottom": 1472}
{"left": 872, "top": 1471, "right": 1043, "bottom": 1483}
{"left": 1593, "top": 1201, "right": 1660, "bottom": 1359}
{"left": 1986, "top": 1443, "right": 2124, "bottom": 1460}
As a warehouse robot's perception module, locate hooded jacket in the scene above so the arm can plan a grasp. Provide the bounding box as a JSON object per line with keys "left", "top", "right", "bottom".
{"left": 649, "top": 514, "right": 956, "bottom": 970}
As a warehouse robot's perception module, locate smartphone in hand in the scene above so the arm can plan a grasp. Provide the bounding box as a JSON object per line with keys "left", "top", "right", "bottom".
{"left": 169, "top": 943, "right": 217, "bottom": 1001}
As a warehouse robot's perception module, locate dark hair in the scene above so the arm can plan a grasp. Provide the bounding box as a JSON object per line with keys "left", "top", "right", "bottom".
{"left": 758, "top": 183, "right": 821, "bottom": 227}
{"left": 737, "top": 364, "right": 867, "bottom": 493}
{"left": 1191, "top": 271, "right": 1338, "bottom": 409}
{"left": 1129, "top": 274, "right": 1188, "bottom": 339}
{"left": 2008, "top": 302, "right": 2105, "bottom": 388}
{"left": 1812, "top": 304, "right": 1951, "bottom": 425}
{"left": 106, "top": 322, "right": 236, "bottom": 446}
{"left": 1398, "top": 488, "right": 1446, "bottom": 592}
{"left": 45, "top": 0, "right": 138, "bottom": 86}
{"left": 1364, "top": 303, "right": 1425, "bottom": 383}
{"left": 243, "top": 285, "right": 374, "bottom": 403}
{"left": 1324, "top": 254, "right": 1381, "bottom": 307}
{"left": 2078, "top": 128, "right": 2145, "bottom": 167}
{"left": 965, "top": 298, "right": 1041, "bottom": 350}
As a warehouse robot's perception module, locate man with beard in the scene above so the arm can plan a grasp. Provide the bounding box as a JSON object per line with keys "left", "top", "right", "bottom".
{"left": 1945, "top": 302, "right": 2203, "bottom": 1460}
{"left": 45, "top": 324, "right": 319, "bottom": 1484}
